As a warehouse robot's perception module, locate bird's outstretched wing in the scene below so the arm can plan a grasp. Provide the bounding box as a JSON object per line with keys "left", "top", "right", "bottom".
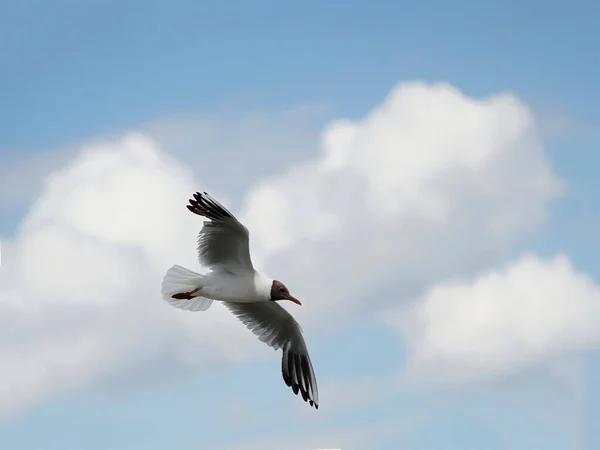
{"left": 187, "top": 192, "right": 253, "bottom": 271}
{"left": 223, "top": 301, "right": 319, "bottom": 409}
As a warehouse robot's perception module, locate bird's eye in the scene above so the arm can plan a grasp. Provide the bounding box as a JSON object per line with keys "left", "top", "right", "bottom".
{"left": 280, "top": 286, "right": 286, "bottom": 292}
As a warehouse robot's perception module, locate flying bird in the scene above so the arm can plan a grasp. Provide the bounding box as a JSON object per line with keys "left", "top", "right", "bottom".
{"left": 161, "top": 191, "right": 318, "bottom": 409}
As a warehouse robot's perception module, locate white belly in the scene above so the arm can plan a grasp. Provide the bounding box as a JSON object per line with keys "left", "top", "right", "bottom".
{"left": 200, "top": 270, "right": 271, "bottom": 302}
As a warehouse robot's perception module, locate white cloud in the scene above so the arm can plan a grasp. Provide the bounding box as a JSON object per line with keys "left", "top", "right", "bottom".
{"left": 242, "top": 81, "right": 563, "bottom": 324}
{"left": 391, "top": 254, "right": 600, "bottom": 386}
{"left": 0, "top": 133, "right": 275, "bottom": 419}
{"left": 0, "top": 80, "right": 578, "bottom": 418}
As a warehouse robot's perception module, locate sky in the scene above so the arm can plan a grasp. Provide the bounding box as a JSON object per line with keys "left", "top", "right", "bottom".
{"left": 1, "top": 0, "right": 600, "bottom": 449}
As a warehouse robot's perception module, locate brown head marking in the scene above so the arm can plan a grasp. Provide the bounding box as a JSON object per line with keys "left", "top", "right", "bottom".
{"left": 270, "top": 280, "right": 302, "bottom": 305}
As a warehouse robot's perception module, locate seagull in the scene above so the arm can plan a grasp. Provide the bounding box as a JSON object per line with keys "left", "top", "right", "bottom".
{"left": 161, "top": 191, "right": 319, "bottom": 409}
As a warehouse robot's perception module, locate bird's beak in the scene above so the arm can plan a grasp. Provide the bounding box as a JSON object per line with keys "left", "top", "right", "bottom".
{"left": 286, "top": 295, "right": 302, "bottom": 306}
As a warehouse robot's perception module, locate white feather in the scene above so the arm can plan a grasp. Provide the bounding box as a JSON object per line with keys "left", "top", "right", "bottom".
{"left": 161, "top": 265, "right": 213, "bottom": 312}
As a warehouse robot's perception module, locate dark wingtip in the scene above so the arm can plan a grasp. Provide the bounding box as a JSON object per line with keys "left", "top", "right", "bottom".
{"left": 187, "top": 195, "right": 204, "bottom": 215}
{"left": 185, "top": 191, "right": 233, "bottom": 221}
{"left": 281, "top": 350, "right": 318, "bottom": 410}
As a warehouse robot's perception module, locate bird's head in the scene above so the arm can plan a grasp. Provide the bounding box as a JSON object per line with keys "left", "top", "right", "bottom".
{"left": 270, "top": 280, "right": 302, "bottom": 306}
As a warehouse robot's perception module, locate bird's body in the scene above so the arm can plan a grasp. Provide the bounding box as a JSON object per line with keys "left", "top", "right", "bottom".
{"left": 171, "top": 268, "right": 273, "bottom": 303}
{"left": 205, "top": 270, "right": 273, "bottom": 302}
{"left": 161, "top": 191, "right": 319, "bottom": 409}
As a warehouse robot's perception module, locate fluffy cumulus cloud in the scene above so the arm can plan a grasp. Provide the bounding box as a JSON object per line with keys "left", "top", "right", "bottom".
{"left": 243, "top": 81, "right": 563, "bottom": 321}
{"left": 0, "top": 134, "right": 272, "bottom": 418}
{"left": 390, "top": 254, "right": 600, "bottom": 387}
{"left": 0, "top": 79, "right": 592, "bottom": 419}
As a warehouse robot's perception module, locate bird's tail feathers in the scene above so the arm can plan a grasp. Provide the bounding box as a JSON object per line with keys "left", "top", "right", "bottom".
{"left": 161, "top": 265, "right": 213, "bottom": 312}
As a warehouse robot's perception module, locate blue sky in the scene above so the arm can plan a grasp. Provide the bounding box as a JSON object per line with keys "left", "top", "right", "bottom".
{"left": 1, "top": 1, "right": 600, "bottom": 449}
